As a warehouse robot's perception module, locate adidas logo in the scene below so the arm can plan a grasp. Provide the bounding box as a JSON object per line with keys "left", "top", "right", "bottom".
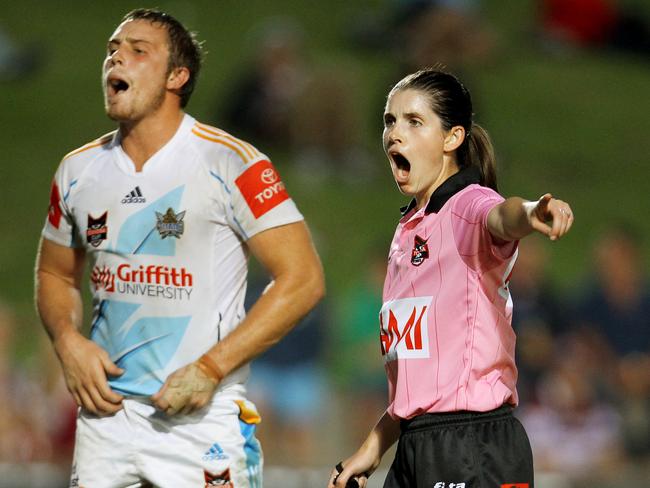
{"left": 121, "top": 186, "right": 146, "bottom": 204}
{"left": 202, "top": 442, "right": 228, "bottom": 461}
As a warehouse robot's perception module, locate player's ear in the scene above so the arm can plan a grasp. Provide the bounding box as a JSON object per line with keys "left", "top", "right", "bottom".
{"left": 443, "top": 126, "right": 465, "bottom": 152}
{"left": 167, "top": 67, "right": 190, "bottom": 91}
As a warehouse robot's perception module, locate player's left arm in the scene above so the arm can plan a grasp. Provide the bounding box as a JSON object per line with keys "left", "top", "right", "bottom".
{"left": 487, "top": 193, "right": 574, "bottom": 242}
{"left": 152, "top": 221, "right": 325, "bottom": 415}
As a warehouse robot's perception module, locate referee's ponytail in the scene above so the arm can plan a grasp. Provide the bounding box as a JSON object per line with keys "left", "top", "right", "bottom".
{"left": 389, "top": 67, "right": 498, "bottom": 192}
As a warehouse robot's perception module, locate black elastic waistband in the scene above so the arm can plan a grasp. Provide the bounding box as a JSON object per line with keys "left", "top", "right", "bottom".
{"left": 400, "top": 405, "right": 513, "bottom": 433}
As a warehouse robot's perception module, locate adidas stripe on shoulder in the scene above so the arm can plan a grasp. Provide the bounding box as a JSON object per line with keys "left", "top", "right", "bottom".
{"left": 63, "top": 131, "right": 116, "bottom": 161}
{"left": 191, "top": 123, "right": 261, "bottom": 164}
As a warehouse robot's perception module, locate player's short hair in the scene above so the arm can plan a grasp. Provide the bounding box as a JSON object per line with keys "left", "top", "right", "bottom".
{"left": 122, "top": 8, "right": 203, "bottom": 107}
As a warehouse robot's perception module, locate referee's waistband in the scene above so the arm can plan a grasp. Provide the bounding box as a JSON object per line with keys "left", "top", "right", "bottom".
{"left": 400, "top": 404, "right": 513, "bottom": 433}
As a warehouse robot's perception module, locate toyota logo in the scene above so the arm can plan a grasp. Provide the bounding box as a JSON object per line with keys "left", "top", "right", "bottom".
{"left": 261, "top": 168, "right": 278, "bottom": 184}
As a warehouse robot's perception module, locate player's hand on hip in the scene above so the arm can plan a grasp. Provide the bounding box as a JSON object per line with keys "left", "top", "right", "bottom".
{"left": 151, "top": 362, "right": 218, "bottom": 416}
{"left": 528, "top": 193, "right": 574, "bottom": 241}
{"left": 54, "top": 331, "right": 124, "bottom": 416}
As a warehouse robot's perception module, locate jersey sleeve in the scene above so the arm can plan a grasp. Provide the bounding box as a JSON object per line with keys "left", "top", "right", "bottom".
{"left": 451, "top": 185, "right": 517, "bottom": 270}
{"left": 222, "top": 152, "right": 303, "bottom": 240}
{"left": 41, "top": 160, "right": 81, "bottom": 248}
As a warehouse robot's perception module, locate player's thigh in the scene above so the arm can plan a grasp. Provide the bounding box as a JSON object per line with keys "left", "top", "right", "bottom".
{"left": 139, "top": 398, "right": 263, "bottom": 488}
{"left": 71, "top": 409, "right": 142, "bottom": 488}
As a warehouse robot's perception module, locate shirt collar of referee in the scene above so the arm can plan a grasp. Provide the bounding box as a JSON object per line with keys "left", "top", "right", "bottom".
{"left": 400, "top": 165, "right": 483, "bottom": 216}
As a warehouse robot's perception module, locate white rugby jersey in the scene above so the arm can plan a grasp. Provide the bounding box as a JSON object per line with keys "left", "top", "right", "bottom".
{"left": 42, "top": 114, "right": 303, "bottom": 397}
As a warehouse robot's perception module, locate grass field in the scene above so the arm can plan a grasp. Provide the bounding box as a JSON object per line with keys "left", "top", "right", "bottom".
{"left": 1, "top": 0, "right": 649, "bottom": 357}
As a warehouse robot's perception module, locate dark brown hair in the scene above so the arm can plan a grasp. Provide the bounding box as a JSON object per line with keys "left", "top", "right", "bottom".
{"left": 122, "top": 8, "right": 203, "bottom": 107}
{"left": 390, "top": 68, "right": 498, "bottom": 191}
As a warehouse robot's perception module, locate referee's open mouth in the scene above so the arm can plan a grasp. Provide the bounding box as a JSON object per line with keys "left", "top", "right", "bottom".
{"left": 389, "top": 151, "right": 411, "bottom": 183}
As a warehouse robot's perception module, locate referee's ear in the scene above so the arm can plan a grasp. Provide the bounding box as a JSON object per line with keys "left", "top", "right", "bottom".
{"left": 443, "top": 126, "right": 465, "bottom": 152}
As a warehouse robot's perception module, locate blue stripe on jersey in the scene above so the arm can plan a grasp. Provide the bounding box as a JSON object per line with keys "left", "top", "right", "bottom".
{"left": 90, "top": 299, "right": 191, "bottom": 396}
{"left": 239, "top": 420, "right": 262, "bottom": 487}
{"left": 209, "top": 171, "right": 231, "bottom": 194}
{"left": 90, "top": 299, "right": 140, "bottom": 353}
{"left": 114, "top": 185, "right": 185, "bottom": 256}
{"left": 63, "top": 179, "right": 78, "bottom": 202}
{"left": 209, "top": 171, "right": 248, "bottom": 240}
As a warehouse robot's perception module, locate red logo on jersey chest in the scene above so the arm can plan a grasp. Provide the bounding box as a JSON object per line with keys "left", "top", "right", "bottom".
{"left": 86, "top": 212, "right": 108, "bottom": 247}
{"left": 204, "top": 468, "right": 234, "bottom": 487}
{"left": 411, "top": 235, "right": 429, "bottom": 266}
{"left": 501, "top": 484, "right": 529, "bottom": 488}
{"left": 48, "top": 181, "right": 62, "bottom": 228}
{"left": 235, "top": 160, "right": 289, "bottom": 218}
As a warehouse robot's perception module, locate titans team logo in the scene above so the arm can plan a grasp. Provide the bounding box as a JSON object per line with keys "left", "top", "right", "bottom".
{"left": 411, "top": 235, "right": 429, "bottom": 266}
{"left": 155, "top": 207, "right": 185, "bottom": 239}
{"left": 86, "top": 212, "right": 108, "bottom": 247}
{"left": 204, "top": 468, "right": 234, "bottom": 487}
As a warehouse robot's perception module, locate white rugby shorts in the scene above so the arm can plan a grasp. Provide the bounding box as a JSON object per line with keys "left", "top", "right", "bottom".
{"left": 70, "top": 394, "right": 263, "bottom": 487}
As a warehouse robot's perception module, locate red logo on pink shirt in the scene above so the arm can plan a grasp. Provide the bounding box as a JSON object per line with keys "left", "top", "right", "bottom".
{"left": 411, "top": 235, "right": 429, "bottom": 266}
{"left": 380, "top": 297, "right": 431, "bottom": 360}
{"left": 235, "top": 160, "right": 289, "bottom": 218}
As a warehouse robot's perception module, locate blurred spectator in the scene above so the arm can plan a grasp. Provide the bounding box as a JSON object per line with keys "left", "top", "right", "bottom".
{"left": 333, "top": 247, "right": 388, "bottom": 446}
{"left": 0, "top": 302, "right": 75, "bottom": 466}
{"left": 245, "top": 266, "right": 329, "bottom": 466}
{"left": 348, "top": 1, "right": 497, "bottom": 75}
{"left": 215, "top": 17, "right": 373, "bottom": 183}
{"left": 290, "top": 66, "right": 374, "bottom": 182}
{"left": 216, "top": 17, "right": 308, "bottom": 151}
{"left": 519, "top": 330, "right": 624, "bottom": 480}
{"left": 616, "top": 353, "right": 650, "bottom": 462}
{"left": 538, "top": 0, "right": 650, "bottom": 57}
{"left": 0, "top": 24, "right": 44, "bottom": 81}
{"left": 395, "top": 0, "right": 497, "bottom": 74}
{"left": 572, "top": 223, "right": 650, "bottom": 356}
{"left": 509, "top": 236, "right": 568, "bottom": 403}
{"left": 28, "top": 335, "right": 77, "bottom": 467}
{"left": 510, "top": 236, "right": 567, "bottom": 336}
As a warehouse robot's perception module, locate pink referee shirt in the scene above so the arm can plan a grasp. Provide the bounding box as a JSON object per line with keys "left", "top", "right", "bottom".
{"left": 381, "top": 167, "right": 519, "bottom": 419}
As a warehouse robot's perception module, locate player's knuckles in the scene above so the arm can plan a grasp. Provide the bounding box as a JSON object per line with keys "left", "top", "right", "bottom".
{"left": 83, "top": 401, "right": 99, "bottom": 415}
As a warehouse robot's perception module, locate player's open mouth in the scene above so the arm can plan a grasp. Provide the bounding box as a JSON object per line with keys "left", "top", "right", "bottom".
{"left": 390, "top": 151, "right": 411, "bottom": 182}
{"left": 107, "top": 76, "right": 130, "bottom": 96}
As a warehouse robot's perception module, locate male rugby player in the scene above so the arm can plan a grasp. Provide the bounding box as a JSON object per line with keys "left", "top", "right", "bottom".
{"left": 35, "top": 9, "right": 324, "bottom": 487}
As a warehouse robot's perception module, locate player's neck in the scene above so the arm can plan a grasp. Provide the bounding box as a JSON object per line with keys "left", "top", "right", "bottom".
{"left": 119, "top": 107, "right": 185, "bottom": 172}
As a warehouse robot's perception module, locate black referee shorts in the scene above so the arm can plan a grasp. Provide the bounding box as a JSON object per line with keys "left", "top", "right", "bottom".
{"left": 383, "top": 405, "right": 533, "bottom": 488}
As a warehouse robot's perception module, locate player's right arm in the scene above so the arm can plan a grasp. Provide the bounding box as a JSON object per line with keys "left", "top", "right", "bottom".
{"left": 35, "top": 237, "right": 124, "bottom": 416}
{"left": 329, "top": 411, "right": 401, "bottom": 488}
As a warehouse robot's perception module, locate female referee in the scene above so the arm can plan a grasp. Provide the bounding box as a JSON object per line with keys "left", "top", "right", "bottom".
{"left": 329, "top": 68, "right": 574, "bottom": 488}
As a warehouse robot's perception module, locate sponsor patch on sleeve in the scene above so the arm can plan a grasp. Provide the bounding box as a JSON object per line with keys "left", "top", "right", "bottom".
{"left": 235, "top": 160, "right": 290, "bottom": 218}
{"left": 48, "top": 180, "right": 62, "bottom": 228}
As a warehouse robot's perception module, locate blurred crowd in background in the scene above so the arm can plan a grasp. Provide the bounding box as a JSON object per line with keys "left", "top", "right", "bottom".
{"left": 1, "top": 224, "right": 648, "bottom": 486}
{"left": 1, "top": 0, "right": 649, "bottom": 487}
